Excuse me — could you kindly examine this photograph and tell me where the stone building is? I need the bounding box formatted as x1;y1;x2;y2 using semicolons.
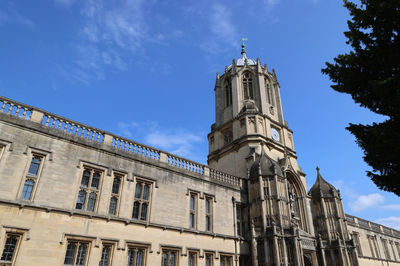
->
0;46;399;266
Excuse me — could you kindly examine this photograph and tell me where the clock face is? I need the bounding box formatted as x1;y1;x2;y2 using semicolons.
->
271;128;280;142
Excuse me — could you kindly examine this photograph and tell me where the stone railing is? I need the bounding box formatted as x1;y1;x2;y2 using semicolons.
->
345;214;400;238
0;96;242;187
0;97;33;120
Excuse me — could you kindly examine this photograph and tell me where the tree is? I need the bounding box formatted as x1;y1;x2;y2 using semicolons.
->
322;0;400;196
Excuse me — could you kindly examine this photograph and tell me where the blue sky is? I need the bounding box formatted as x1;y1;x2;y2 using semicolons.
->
1;0;399;229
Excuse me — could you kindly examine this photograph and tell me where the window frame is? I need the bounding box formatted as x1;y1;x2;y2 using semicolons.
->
205;196;213;232
189;192;198;229
0;232;22;265
108;172;124;216
161;248;179;266
132;178;153;221
219;254;233;266
188;250;198;266
63;238;91;266
236;204;245;237
242;71;254;100
19;152;46;201
224;79;232;108
75;167;104;212
99;242;115;266
205;252;214;266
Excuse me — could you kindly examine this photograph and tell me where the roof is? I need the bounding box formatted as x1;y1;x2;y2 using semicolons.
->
249;151;283;179
308;167;338;197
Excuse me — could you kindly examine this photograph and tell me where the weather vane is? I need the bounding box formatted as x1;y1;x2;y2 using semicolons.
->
241;37;248;54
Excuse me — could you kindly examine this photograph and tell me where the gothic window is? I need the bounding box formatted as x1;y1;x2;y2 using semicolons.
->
351;232;362;256
99;243;113;266
224;79;232;107
223;129;233;145
242;72;254;100
1;234;21;263
132;179;152;221
75;168;102;212
205;197;213;231
286;173;306;230
189;193;197;229
20;153;44;201
382;238;391;260
205;253;213;266
236;205;245;237
220;255;232;266
109;173;123;215
265;78;273;105
161;249;178;266
64;240;90;265
127;246;146;266
389;241;397;261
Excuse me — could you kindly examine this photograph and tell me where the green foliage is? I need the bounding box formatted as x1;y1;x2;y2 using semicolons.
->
322;0;400;196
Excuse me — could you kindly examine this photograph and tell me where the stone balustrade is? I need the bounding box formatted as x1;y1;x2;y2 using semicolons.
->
0;97;32;120
0;96;242;187
345;214;400;238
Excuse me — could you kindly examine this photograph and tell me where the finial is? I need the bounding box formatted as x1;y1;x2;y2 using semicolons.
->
241;37;248;55
316;166;320;173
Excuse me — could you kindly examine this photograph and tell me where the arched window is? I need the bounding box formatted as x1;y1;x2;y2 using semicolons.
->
265;78;273;105
109;196;118;215
87;192;97;212
81;170;90;187
76;190;86;210
21;179;35;200
286;172;306;230
242;72;254;100
224;79;232;107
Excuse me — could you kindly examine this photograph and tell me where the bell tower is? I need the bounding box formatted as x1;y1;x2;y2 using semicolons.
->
207;44;300;180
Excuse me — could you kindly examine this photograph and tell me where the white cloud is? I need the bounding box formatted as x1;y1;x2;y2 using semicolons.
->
382;204;400;211
116;121;205;162
350;193;385;212
375;216;400;230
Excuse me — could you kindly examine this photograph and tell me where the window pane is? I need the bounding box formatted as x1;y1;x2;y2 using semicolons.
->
76;243;88;266
206;255;211;266
87;192;97;212
91;172;100;189
189;253;194;266
76;190;86;210
100;245;111;266
206;216;210;231
140;203;148;220
28;157;41;176
1;235;19;261
136;249;144;266
64;242;77;265
162;252;168;266
205;200;210;214
143;184;150;200
190;213;194;228
127;249;135;266
21;179;34;200
112;177;121;194
109;197;118;215
81;170;90;187
132;201;140;219
169;252;176;266
135;183;142;199
190;196;195;211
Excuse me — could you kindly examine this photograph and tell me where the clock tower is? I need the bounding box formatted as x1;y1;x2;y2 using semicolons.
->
207;44;302;182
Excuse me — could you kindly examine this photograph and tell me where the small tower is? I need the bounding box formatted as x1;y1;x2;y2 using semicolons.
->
309;167;357;266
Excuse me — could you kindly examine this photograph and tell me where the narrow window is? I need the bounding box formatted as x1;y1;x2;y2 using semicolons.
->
188;252;197;266
1;234;21;263
75;168;102;212
161;249;178;266
205;253;213;266
205;197;213;231
265;78;274;106
127;246;146;266
109;173;123;216
20;154;44;201
224;80;232;107
352;232;362;256
189;193;197;229
99;244;113;266
242;72;253;100
236;205;245;237
21;179;35;200
132;180;152;221
220;255;232;266
63;240;89;265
